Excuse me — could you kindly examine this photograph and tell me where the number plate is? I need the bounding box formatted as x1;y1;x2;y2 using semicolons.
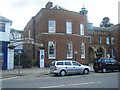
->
95;66;98;68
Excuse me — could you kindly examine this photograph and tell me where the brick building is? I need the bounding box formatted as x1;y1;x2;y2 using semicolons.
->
24;2;119;67
24;2;89;67
88;23;120;62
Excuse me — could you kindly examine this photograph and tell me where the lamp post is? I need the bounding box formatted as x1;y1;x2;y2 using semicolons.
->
18;50;22;75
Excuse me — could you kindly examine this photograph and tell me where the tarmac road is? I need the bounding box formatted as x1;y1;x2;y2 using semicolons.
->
2;72;119;88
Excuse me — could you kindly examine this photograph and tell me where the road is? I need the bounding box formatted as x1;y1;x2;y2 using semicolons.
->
2;72;119;88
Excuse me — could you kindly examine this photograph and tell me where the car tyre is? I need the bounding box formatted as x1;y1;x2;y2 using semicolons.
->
83;69;89;74
60;70;66;76
102;68;107;73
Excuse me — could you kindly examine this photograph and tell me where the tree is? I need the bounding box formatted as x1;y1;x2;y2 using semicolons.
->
100;17;113;28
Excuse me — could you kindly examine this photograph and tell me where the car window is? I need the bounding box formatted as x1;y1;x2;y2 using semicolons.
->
57;62;64;65
65;62;72;66
72;61;81;66
110;59;116;63
105;59;110;63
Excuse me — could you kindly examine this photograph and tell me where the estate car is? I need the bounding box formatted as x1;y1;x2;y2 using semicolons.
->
50;60;90;76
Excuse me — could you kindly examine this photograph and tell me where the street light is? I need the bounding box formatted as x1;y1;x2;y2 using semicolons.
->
18;50;22;75
74;51;78;61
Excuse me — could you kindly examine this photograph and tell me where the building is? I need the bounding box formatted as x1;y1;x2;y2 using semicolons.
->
24;2;119;68
88;23;120;63
0;16;12;70
24;2;89;67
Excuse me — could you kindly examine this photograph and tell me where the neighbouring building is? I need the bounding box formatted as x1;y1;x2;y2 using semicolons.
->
24;2;89;67
88;23;120;63
0;16;12;70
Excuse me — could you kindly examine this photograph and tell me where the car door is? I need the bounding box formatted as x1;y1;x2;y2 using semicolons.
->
110;59;118;70
64;61;74;74
72;61;82;74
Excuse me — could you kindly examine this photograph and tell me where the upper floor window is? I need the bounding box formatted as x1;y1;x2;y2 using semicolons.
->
98;37;102;44
48;41;56;59
67;42;73;59
81;43;85;58
111;37;115;44
88;36;91;43
0;23;5;32
80;24;84;35
66;22;72;34
48;20;56;33
106;37;110;44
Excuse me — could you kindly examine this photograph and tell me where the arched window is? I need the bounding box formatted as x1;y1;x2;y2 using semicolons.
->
81;43;85;58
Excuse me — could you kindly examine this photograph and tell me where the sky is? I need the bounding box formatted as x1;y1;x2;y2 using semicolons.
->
0;0;119;30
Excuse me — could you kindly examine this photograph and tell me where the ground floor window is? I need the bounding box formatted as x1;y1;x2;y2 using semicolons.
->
81;43;85;58
48;41;56;59
67;42;73;59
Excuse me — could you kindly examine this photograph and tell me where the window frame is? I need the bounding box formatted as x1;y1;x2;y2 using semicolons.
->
66;42;73;59
80;24;84;35
81;43;85;58
66;21;72;34
48;41;56;59
48;20;56;33
0;23;5;32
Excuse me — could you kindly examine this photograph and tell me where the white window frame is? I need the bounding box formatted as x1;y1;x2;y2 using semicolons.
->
48;41;56;59
48;20;56;33
66;22;72;34
106;37;110;44
67;42;73;59
80;24;84;35
81;43;85;58
111;37;115;44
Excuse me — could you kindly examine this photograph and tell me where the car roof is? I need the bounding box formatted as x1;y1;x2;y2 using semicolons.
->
53;60;75;62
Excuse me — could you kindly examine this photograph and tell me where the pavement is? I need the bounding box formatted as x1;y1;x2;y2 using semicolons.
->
0;64;94;79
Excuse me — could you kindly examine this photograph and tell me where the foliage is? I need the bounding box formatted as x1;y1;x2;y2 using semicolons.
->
31;59;38;66
100;17;114;28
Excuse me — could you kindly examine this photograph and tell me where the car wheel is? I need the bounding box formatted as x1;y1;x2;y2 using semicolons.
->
60;70;66;76
102;68;107;73
83;69;89;74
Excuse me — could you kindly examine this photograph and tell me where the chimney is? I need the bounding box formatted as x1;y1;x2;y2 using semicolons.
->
45;2;53;9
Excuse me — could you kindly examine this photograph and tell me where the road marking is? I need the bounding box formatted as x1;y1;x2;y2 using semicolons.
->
0;76;20;81
39;81;101;88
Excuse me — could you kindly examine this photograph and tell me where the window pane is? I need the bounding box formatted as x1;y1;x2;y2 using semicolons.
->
81;43;85;58
48;20;56;33
67;42;73;59
65;62;72;65
66;22;72;34
0;23;5;32
57;62;63;65
48;41;56;59
72;61;80;66
80;24;84;35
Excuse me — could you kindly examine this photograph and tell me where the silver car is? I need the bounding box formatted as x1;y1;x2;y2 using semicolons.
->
50;60;90;76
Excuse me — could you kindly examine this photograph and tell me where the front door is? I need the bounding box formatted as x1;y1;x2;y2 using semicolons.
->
39;50;44;68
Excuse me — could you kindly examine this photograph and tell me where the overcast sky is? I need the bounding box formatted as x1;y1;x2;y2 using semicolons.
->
0;0;119;30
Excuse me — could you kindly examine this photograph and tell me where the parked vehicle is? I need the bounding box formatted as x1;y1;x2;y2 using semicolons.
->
93;58;120;73
50;60;90;76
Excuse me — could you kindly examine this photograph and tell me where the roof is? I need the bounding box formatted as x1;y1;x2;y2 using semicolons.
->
93;27;110;32
0;16;12;23
51;5;68;11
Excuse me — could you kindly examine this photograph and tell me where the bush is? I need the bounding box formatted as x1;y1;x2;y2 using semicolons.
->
31;59;38;66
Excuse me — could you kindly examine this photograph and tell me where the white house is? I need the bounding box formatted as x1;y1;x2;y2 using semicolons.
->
0;16;12;70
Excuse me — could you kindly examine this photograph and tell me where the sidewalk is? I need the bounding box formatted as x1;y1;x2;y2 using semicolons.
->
1;64;94;79
1;67;50;79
